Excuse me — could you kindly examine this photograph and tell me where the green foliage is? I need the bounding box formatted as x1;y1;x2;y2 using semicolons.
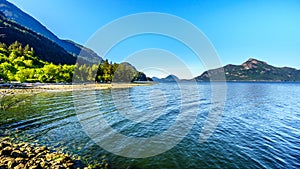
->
95;59;115;83
94;60;148;83
14;68;34;82
0;41;75;83
0;41;150;83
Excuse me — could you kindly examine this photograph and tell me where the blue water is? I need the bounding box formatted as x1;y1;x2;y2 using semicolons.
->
0;82;300;168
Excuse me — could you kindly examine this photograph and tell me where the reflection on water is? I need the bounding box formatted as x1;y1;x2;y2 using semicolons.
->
0;82;300;168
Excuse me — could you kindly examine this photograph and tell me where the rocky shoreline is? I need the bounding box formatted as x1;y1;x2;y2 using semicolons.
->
0;137;108;169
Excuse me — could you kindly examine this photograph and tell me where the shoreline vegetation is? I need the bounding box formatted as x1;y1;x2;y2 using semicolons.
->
0;41;153;85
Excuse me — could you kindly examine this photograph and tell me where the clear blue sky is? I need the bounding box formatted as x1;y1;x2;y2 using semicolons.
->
7;0;300;78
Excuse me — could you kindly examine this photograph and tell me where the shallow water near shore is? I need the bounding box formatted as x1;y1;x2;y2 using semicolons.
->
0;82;300;168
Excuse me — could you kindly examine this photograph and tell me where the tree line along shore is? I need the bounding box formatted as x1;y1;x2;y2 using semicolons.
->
0;41;152;84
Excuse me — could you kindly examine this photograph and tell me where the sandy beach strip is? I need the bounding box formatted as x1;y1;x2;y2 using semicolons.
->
35;82;154;91
0;82;155;96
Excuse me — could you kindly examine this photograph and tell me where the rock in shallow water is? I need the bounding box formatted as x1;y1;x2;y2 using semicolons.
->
1;146;12;156
0;137;74;169
0;137;111;169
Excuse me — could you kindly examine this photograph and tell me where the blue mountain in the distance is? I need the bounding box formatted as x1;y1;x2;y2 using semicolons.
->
153;59;300;82
152;75;180;82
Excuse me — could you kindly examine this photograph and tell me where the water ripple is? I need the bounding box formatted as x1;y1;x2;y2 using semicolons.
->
0;83;300;168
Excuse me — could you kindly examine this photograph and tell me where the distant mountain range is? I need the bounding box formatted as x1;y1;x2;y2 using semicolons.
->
195;58;300;82
0;0;101;64
152;75;180;82
153;58;300;82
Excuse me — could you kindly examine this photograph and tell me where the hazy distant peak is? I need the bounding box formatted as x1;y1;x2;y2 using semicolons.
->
165;74;179;79
151;74;180;82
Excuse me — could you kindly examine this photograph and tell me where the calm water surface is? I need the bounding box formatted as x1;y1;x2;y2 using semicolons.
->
0;82;299;168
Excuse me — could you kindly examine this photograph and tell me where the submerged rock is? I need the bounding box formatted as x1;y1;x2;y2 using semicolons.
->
0;137;75;169
0;137;111;169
